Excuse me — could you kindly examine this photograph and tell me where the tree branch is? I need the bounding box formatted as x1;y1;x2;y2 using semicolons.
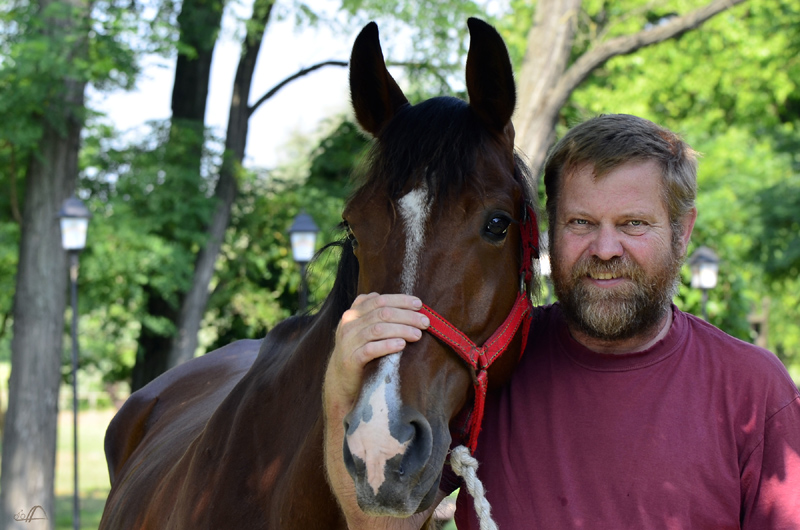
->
554;0;749;111
248;60;348;117
247;59;455;118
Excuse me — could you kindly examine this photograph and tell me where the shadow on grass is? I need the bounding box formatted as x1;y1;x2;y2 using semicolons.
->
55;489;107;530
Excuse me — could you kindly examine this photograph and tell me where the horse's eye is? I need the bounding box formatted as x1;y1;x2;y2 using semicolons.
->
484;214;512;242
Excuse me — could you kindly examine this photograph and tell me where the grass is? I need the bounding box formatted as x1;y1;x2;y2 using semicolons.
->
441;519;457;530
54;408;114;530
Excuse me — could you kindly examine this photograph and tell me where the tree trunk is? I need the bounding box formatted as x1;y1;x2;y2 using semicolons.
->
515;0;749;180
167;0;275;368
130;0;224;391
134;0;344;383
514;0;581;177
130;288;177;391
171;0;223;126
0;74;85;530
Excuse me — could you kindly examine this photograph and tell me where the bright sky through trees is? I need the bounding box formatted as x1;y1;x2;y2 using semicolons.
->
88;0;355;168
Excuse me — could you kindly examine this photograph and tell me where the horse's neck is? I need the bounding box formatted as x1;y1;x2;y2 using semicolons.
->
259;306;340;382
179;308;345;526
236;303;343;428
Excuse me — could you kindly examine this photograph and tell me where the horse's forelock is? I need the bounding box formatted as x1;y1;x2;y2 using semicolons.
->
355;96;492;204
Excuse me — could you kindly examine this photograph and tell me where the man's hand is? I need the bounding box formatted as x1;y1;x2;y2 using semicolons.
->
323;293;434;529
325;292;430;410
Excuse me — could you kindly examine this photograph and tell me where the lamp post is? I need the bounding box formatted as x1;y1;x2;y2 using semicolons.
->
58;196;91;530
688;246;719;321
288;211;319;312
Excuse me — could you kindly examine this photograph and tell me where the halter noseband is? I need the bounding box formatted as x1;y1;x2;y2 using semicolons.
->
419;204;538;453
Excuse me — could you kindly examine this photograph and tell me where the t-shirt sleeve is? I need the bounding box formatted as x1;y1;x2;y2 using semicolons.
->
741;396;800;528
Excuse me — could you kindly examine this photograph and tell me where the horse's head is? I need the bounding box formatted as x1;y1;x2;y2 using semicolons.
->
341;18;537;517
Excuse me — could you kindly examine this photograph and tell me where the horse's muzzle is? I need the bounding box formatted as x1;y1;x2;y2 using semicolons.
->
342;402;444;516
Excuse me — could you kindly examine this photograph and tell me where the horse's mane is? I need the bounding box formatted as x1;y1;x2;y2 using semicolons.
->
309;97;537;325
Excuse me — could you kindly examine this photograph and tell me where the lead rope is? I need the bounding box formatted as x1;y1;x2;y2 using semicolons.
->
450;445;498;530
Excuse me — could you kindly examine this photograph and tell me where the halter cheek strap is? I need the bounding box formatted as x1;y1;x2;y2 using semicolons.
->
419;205;538;453
420;293;532;453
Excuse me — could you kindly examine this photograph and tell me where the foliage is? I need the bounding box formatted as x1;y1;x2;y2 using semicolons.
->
0;0;140;147
72;116;368;381
751;174;800;280
339;0;491;95
0;0;144;362
0;224;19;344
71;118;217;380
203;117;367;350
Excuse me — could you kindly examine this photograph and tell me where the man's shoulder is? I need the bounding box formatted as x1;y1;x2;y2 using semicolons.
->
677;307;776;361
675;307;799;401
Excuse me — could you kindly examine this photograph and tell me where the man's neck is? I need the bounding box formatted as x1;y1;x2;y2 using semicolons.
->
567;308;673;355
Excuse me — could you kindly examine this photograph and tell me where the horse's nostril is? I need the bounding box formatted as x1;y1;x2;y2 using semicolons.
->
402;415;433;474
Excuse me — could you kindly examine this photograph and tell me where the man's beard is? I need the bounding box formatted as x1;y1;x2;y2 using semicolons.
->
551;241;683;342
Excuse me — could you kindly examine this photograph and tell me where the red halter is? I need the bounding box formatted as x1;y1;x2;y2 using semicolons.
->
419;205;538;453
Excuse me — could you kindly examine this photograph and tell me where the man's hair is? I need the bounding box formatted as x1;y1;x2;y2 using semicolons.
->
543;114;698;243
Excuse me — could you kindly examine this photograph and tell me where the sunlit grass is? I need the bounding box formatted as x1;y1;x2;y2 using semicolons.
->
55;408;114;529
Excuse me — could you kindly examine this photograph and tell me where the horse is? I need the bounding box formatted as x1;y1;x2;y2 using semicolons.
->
100;17;538;529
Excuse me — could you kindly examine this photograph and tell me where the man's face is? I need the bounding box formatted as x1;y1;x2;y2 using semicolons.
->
550;160;690;342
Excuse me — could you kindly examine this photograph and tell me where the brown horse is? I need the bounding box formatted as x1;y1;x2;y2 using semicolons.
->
100;18;537;529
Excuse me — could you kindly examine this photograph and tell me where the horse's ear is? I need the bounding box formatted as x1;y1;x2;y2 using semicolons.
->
465;18;516;134
349;22;409;137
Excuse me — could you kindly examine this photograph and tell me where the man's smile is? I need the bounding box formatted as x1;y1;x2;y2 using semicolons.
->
588;271;622;281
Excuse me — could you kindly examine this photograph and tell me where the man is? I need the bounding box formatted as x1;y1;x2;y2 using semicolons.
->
324;114;800;528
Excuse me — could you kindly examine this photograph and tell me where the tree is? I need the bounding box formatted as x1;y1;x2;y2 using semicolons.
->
0;0;137;523
511;0;749;177
207;117;367;347
129;0;226;388
127;0;347;387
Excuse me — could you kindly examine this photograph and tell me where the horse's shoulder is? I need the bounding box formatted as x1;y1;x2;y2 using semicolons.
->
104;339;261;485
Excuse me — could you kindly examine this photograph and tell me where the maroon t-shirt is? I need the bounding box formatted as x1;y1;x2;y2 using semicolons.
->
442;304;800;529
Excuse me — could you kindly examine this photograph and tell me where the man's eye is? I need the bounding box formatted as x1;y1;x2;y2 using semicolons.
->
622;220;648;235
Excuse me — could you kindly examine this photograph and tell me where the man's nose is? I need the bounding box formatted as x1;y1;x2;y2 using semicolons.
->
589;224;623;261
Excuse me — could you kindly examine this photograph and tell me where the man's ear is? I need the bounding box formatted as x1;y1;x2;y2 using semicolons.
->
678;207;698;255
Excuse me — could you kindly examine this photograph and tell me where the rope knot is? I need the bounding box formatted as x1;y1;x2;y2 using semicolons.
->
450;445;499;530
